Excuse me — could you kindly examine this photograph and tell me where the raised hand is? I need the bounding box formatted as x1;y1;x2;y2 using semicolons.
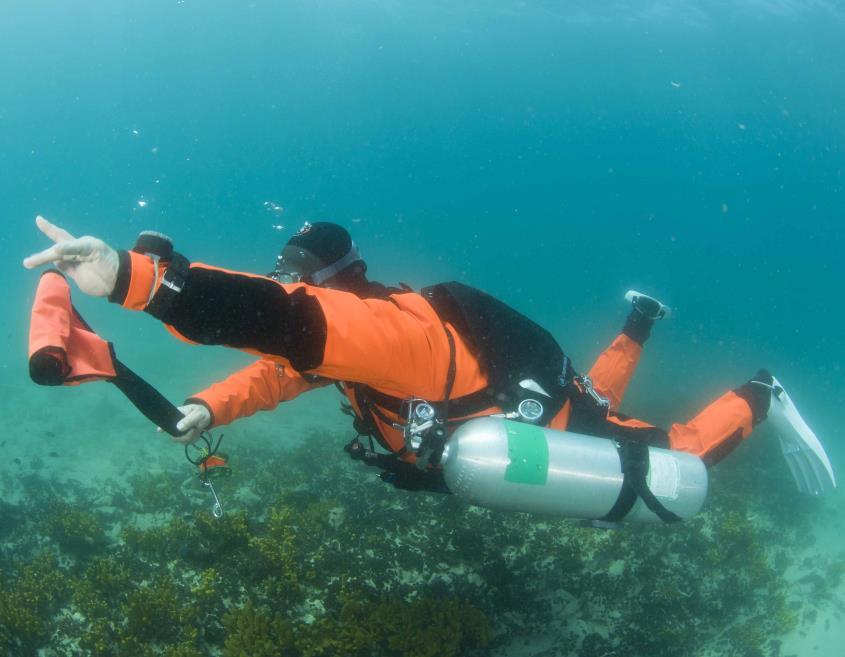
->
23;216;120;297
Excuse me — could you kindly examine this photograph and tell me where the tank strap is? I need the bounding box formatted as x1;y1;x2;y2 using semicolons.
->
601;441;683;524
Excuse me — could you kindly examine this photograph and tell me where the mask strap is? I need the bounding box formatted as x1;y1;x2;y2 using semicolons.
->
309;241;361;285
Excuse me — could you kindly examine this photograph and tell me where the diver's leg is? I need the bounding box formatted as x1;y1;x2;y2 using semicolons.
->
569;369;836;493
666;390;759;465
665;369;837;494
587;290;670;410
586;335;642;411
663;370;777;465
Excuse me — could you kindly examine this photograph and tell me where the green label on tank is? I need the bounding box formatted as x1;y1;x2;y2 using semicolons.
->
504;421;549;485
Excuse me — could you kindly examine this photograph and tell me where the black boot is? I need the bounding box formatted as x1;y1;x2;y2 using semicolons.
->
733;368;774;426
622;290;670;346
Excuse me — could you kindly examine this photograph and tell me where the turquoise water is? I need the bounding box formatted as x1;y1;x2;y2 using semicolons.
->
2;2;844;656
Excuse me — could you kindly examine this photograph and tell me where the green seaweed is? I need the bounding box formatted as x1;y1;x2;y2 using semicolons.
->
0;433;841;657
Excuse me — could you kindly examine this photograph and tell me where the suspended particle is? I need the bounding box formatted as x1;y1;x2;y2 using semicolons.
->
670;81;681;88
137;199;148;208
263;201;284;214
271;224;285;231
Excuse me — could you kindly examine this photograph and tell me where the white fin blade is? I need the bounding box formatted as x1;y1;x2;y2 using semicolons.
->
768;376;836;492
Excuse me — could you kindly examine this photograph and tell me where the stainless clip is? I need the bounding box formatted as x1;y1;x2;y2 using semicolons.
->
578;375;610;410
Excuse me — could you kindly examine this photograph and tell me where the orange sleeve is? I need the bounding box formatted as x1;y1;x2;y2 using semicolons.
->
120;250;167;310
188;360;326;427
109;252;487;401
310;291;474;399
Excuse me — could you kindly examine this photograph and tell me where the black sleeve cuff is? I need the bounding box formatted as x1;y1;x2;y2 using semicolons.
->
108;250;132;304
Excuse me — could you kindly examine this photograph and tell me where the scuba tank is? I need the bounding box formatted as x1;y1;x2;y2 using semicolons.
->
440;417;707;524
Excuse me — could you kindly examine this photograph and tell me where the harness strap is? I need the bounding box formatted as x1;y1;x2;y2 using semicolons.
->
442;322;456;406
359;384;497;420
350;383;406;455
417;320;457;468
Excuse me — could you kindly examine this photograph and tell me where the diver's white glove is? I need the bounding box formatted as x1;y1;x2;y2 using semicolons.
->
171;404;213;444
23;216;120;297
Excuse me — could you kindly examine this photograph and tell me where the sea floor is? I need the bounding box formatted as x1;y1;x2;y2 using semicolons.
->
1;365;843;657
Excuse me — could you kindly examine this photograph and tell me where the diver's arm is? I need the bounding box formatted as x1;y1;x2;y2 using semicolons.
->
24;218;456;399
187;360;325;428
116;256;452;397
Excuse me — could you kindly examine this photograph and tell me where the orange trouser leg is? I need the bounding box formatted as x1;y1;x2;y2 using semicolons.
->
587;333;643;411
668;391;754;465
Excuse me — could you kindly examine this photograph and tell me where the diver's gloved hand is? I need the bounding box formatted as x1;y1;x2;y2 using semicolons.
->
23;216;119;297
169;404;212;444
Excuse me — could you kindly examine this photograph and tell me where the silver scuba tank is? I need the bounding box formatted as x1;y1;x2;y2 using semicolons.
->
440;417;708;523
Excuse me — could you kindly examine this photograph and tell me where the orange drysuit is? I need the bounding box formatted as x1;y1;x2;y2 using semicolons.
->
183;332;643;450
110;250;762;466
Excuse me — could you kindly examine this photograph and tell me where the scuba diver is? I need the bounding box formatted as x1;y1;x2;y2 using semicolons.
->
162;221;668;490
23;216;836;524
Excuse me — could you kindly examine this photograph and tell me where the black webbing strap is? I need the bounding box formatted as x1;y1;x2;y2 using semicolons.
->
358;384;496;420
350;383;404;454
440;321;456;412
600;440;682;524
421;321;457;468
110;359;185;437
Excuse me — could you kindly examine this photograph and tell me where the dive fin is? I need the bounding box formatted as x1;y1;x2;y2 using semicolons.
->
760;375;836;495
624;290;671;320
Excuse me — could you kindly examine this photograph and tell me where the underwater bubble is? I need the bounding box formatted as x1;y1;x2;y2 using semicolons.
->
137;199;147;208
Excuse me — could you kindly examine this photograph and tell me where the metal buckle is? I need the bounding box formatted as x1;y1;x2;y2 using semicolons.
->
577;375;610;410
